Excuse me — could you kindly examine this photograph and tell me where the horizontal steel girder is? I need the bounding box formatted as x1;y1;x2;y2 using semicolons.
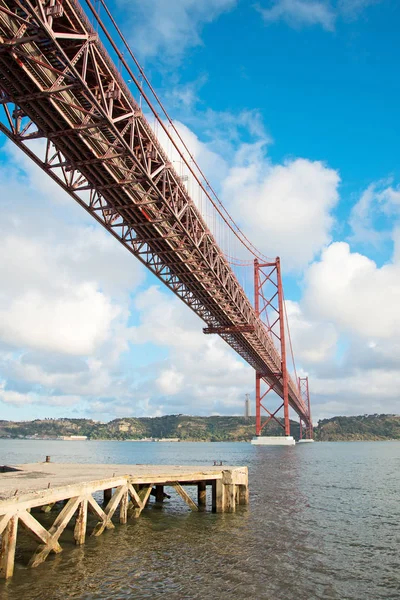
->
203;325;255;334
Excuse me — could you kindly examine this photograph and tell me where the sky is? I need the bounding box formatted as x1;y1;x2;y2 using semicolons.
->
0;0;400;423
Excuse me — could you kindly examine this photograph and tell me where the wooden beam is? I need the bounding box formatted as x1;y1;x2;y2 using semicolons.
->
92;485;126;535
87;494;114;536
224;484;236;513
29;496;81;568
127;483;142;507
104;485;126;518
74;498;88;545
0;477;131;514
172;483;198;512
119;490;128;524
19;510;62;553
0;515;18;579
127;483;152;518
0;514;11;536
0;470;232;515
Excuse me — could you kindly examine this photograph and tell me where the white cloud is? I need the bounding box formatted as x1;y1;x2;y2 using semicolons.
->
0;382;81;407
165;75;208;111
117;0;236;60
311;368;400;417
0;142;144;412
156;369;185;395
284;225;400;421
258;0;335;30
0;237;119;354
349;180;400;245
163;120;229;190
303;241;400;339
154;115;339;271
222;148;340;269
0;227;130;356
257;0;381;30
155;115;339;271
130;285;253;415
1;288;115;356
285;300;338;364
337;0;381;20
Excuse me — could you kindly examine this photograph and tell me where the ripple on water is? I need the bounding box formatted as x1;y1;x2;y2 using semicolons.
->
0;440;399;600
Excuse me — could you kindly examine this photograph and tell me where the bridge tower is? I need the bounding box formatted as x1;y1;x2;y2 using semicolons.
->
298;377;313;440
253;258;294;445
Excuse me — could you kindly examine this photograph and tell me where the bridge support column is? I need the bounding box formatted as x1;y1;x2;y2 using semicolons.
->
253;258;291;438
299;377;313;440
255;372;261;436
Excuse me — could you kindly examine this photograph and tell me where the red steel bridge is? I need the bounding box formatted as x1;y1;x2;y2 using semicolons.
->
0;0;313;439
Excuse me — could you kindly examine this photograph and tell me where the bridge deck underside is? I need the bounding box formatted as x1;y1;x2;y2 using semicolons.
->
0;0;309;423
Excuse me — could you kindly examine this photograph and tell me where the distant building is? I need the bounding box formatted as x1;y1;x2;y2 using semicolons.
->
59;435;88;441
245;394;251;419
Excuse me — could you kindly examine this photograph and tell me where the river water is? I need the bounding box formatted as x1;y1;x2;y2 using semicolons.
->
0;439;399;600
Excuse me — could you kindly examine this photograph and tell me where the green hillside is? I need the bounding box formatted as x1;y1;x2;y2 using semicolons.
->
315;414;400;441
0;415;299;441
0;414;398;442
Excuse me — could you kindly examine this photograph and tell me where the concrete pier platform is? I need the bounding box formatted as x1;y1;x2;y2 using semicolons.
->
251;436;296;446
0;463;248;579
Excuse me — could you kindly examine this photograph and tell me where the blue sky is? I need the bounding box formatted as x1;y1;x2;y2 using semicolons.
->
0;0;399;423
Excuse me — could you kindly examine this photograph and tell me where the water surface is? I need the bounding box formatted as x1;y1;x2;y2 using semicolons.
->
0;439;399;599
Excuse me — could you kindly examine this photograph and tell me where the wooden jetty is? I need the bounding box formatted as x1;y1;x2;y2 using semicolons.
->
0;462;249;579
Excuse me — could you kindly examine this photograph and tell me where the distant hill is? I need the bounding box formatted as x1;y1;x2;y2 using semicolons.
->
0;414;398;442
0;415;296;442
315;414;400;441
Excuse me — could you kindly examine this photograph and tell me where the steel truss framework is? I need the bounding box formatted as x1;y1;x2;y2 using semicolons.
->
0;0;311;429
298;377;313;439
254;258;291;436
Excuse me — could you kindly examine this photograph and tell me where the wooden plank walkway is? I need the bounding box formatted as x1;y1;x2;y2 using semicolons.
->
0;462;249;579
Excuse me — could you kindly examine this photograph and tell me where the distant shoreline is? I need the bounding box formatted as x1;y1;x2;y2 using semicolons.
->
0;413;399;442
1;437;399;443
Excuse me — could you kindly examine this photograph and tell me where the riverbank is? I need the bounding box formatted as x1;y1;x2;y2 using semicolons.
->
0;414;399;442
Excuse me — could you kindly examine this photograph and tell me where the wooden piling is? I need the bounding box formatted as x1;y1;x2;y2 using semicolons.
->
198;481;207;508
0;515;18;579
212;479;225;512
74;499;88;545
155;485;164;503
103;488;112;505
119;489;129;524
224;484;236;513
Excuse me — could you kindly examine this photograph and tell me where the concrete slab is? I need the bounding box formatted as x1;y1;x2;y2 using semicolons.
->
250;436;296;446
0;463;247;501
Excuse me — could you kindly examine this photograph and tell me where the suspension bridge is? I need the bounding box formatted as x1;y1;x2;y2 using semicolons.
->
0;0;313;442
